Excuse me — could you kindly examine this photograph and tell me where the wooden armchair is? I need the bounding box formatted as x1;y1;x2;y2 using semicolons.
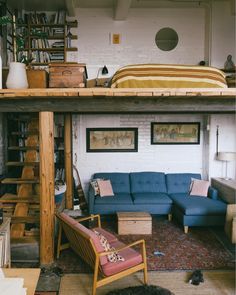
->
56;212;148;295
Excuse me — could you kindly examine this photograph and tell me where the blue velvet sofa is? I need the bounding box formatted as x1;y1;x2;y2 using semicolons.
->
88;172;227;233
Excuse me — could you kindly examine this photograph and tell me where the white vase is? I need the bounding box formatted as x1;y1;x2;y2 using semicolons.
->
6;62;28;89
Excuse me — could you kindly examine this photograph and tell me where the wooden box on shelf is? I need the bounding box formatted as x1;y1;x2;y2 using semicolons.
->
26;69;48;88
117;212;152;235
49;63;87;88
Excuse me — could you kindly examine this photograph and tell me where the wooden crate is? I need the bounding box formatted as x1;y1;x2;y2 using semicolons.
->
117;212;152;235
49;63;87;88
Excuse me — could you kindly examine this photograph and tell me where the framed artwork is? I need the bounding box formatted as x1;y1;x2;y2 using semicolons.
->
86;128;138;152
151;122;200;144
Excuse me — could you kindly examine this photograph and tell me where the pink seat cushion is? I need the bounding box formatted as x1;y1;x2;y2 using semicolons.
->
73;222;108;265
102;240;143;276
93;227;118;243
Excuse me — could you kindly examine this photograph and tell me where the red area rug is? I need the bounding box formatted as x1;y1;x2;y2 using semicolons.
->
56;216;234;273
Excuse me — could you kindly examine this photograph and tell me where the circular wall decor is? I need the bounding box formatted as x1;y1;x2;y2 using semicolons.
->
155;27;178;51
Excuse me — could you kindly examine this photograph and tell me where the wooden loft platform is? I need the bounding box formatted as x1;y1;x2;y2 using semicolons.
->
0;88;235;113
0;88;235;266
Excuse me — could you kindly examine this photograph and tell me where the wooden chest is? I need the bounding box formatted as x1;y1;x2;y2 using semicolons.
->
117;212;152;235
49;63;87;88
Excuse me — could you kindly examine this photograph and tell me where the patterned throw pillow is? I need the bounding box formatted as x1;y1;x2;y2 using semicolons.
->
90;178;103;196
93;230;125;263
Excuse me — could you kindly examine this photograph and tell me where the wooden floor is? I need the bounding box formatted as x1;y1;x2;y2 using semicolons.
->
59;270;235;295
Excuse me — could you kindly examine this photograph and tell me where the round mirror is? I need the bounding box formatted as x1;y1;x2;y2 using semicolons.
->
155;27;178;51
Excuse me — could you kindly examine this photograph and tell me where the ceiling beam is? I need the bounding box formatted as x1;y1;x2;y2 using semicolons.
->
114;0;132;20
65;0;76;16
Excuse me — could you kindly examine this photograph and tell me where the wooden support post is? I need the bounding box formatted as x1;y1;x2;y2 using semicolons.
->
39;112;55;265
64;114;73;209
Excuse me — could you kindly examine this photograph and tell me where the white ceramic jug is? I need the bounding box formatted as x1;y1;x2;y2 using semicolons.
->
6;62;28;89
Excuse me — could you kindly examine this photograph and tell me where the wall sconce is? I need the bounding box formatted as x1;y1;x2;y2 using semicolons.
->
217;152;236;180
96;65;109;86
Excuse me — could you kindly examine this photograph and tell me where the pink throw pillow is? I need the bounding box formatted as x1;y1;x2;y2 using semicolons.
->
97;180;114;197
189;179;210;197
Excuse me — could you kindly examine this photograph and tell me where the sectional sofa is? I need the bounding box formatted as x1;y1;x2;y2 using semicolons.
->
88;172;227;233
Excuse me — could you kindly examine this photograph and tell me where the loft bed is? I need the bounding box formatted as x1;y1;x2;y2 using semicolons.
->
0;64;235;113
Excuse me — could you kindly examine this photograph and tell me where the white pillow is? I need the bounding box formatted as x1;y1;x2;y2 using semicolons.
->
97;179;114;197
189;178;210;197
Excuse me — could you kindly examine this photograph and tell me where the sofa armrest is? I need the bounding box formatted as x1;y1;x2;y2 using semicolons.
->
88;184;96;214
208;186;219;200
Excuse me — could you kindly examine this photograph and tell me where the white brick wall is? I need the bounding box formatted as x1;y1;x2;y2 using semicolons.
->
73;114;204;194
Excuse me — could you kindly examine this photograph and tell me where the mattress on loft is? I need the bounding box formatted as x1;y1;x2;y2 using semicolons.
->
110;64;227;88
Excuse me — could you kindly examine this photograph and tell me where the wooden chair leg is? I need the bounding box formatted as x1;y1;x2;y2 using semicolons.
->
184;226;189;234
57;223;62;259
92;258;99;295
142;241;148;284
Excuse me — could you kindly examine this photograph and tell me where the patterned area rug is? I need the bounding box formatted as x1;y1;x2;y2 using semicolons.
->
56;216;235;273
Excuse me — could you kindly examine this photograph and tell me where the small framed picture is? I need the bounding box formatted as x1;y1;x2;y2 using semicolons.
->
86;128;138;152
151;122;200;145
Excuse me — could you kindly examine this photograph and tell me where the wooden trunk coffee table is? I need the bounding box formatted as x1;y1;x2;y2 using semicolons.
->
117;212;152;235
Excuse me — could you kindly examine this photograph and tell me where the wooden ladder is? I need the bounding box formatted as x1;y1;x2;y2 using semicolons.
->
0;115;40;244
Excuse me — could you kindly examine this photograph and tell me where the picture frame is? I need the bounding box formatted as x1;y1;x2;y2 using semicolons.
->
151;122;200;145
86;128;138;152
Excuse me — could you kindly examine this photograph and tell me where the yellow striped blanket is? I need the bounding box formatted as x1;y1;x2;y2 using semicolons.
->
110;64;227;88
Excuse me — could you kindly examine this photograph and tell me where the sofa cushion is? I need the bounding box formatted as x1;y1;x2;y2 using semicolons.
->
130;172;167;193
94;193;133;205
132;192;172;204
60;212;78;226
166;173;201;194
170;193;227;216
93;173;130;194
101;240;143;276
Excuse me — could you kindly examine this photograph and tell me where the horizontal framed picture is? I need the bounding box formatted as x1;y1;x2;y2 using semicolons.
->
151;122;200;145
86;128;138;152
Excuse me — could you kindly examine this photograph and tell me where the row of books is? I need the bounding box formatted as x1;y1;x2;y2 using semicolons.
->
23;11;66;25
31;51;65;63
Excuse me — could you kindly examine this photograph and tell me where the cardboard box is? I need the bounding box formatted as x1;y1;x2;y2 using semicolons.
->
49;63;87;88
26;69;48;88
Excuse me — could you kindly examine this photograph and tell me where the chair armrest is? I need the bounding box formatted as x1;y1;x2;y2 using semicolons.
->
88;184;96;214
208;186;219;200
75;214;101;227
98;239;146;257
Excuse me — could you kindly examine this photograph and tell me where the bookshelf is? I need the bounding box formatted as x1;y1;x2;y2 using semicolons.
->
15;11;78;65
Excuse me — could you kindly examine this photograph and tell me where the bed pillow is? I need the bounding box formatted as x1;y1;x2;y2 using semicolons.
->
189;178;210;197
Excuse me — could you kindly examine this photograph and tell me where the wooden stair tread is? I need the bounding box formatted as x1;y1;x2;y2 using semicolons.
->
8;146;39;150
6;161;39;166
11;236;40;244
1;178;39;184
11;131;39;135
11;216;40;223
0;193;39;203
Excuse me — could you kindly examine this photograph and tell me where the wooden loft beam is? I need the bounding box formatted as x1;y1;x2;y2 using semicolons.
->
39;112;55;265
0;88;235;113
114;0;132;20
64;114;73;209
